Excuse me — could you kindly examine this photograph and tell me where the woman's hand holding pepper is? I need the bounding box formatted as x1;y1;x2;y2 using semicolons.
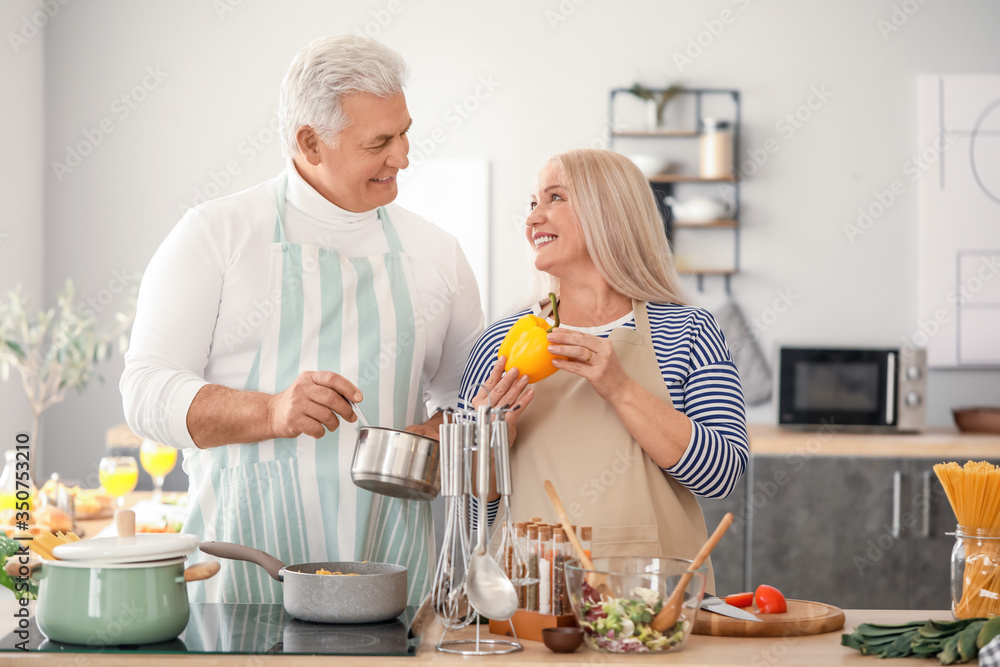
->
471;355;534;444
546;328;634;404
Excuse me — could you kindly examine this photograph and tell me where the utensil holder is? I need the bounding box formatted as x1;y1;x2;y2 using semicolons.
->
434;406;522;656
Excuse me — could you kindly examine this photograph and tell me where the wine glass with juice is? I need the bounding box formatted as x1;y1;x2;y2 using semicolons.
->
139;441;177;504
98;456;138;508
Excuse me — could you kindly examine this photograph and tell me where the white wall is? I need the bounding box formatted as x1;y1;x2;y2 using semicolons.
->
16;0;1000;480
0;1;46;454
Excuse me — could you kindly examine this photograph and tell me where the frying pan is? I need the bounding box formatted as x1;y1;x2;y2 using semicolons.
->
200;541;407;624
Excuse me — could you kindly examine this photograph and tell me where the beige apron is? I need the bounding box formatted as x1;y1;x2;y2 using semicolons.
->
507;298;714;592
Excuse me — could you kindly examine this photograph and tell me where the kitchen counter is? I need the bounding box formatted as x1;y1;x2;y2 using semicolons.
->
0;604;953;666
748;424;1000;459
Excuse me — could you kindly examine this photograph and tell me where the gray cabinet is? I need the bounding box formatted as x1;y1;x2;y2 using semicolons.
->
749;456;910;609
698;467;748;596
701;451;993;608
739;455;998;610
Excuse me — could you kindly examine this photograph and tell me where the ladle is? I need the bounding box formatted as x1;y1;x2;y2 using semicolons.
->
650;512;733;632
463;404;518;621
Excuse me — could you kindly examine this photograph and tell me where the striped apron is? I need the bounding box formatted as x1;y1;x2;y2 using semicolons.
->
183;173;435;605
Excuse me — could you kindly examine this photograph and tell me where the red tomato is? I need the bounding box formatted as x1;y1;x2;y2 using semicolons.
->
724;592;755;608
754;584;787;614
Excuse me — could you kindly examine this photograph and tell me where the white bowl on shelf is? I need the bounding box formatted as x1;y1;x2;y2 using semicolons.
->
664;196;730;224
624;154;672;179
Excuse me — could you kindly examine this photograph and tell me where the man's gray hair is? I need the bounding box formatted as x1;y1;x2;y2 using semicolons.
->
279;35;409;157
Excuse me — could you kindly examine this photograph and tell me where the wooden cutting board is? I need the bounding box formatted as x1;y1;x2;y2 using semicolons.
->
693;599;845;637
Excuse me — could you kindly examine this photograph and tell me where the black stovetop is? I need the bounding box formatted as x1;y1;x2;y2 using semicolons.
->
2;604;419;656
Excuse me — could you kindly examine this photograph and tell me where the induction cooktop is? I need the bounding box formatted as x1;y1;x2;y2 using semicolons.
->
1;604;420;656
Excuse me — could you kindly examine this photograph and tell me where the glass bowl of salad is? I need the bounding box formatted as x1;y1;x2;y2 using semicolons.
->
564;557;706;654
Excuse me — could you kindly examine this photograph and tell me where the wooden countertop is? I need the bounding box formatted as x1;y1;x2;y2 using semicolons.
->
0;605;953;666
748;424;1000;459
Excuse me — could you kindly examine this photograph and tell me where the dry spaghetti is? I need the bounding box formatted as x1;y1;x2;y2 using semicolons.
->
28;530;81;560
934;461;1000;618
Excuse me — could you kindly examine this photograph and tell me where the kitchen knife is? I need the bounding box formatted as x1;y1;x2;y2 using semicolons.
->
699;595;763;622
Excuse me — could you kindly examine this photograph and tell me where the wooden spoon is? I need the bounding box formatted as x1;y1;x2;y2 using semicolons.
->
650;512;733;633
543;480;612;596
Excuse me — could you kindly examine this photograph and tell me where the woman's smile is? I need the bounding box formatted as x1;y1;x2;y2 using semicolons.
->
533;233;557;248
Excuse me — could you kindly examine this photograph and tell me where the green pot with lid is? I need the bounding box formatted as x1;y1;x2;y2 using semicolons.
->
35;510;218;646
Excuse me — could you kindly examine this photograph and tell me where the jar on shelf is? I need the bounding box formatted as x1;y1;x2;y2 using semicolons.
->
950;525;1000;619
699;118;734;179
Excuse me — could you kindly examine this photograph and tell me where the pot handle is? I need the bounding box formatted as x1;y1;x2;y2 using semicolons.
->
183;561;221;583
199;541;286;582
4;554;42;579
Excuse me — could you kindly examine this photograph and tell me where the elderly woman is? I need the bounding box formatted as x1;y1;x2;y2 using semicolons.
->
460;149;748;584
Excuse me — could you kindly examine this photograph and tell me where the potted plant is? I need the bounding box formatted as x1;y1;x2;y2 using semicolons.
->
626;82;686;129
0;278;138;485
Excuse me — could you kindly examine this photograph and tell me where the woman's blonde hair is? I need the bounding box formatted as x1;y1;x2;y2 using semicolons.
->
550;148;686;305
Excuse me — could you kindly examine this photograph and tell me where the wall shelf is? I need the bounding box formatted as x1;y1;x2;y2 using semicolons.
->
673;219;738;229
608;87;741;293
648;174;738;183
612;130;700;138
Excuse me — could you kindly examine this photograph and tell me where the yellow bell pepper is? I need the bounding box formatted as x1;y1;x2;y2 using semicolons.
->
497;292;564;384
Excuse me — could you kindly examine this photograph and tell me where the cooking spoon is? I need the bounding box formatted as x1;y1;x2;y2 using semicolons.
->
650;512;734;633
463;404;518;621
543;480;612;596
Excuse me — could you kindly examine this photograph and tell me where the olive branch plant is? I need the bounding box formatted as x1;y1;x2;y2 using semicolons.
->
0;277;139;484
626;82;686;127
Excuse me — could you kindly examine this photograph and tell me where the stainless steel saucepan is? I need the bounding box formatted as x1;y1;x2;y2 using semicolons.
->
200;541;407;624
349;401;440;501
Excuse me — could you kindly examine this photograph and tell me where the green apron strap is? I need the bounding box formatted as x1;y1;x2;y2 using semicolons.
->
377;206;404;253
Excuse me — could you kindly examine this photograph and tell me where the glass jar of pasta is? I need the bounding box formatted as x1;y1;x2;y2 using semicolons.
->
951;525;1000;619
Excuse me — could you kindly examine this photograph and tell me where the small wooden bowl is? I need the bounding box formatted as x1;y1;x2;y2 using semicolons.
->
542;627;584;653
952;407;1000;434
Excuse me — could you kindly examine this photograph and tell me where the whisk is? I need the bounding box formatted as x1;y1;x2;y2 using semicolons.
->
491;412;537;595
431;415;473;629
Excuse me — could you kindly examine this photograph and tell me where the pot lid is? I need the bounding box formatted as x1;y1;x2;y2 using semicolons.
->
41;555;187;569
52;533;199;564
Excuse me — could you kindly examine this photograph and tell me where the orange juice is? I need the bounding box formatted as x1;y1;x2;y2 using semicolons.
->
100;468;138;497
140;446;177;478
0;491;28;511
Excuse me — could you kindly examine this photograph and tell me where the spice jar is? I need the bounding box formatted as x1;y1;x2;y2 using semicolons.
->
580;526;592;561
538;525;553;614
514;522;528;609
526;524;539;611
699;118;733;179
553;528;568;615
951;525;1000;619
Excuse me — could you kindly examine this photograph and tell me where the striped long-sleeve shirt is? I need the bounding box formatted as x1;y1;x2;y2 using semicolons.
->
459;302;749;512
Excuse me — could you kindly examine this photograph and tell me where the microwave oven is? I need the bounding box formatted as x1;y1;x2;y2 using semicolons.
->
777;347;927;432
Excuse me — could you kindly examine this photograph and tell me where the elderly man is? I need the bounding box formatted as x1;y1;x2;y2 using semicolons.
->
121;35;483;604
